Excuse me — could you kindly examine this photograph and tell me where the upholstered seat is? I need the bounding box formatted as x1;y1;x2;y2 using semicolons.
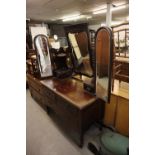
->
100;130;129;155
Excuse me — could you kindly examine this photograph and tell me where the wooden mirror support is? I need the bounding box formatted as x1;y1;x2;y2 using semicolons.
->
95;27;113;103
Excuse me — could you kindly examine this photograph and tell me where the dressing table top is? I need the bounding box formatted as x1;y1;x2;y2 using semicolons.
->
40;77;97;109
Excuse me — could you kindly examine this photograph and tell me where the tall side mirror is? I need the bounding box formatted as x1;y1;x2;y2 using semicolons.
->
34;34;53;78
95;27;113;103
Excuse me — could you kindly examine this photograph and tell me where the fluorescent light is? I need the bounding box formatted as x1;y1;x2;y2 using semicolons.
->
93;9;106;15
112;5;127;11
101;21;124;27
86;16;92;19
62;16;80;22
93;6;106;12
93;4;128;15
111;21;123;26
62;14;88;22
62;14;80;22
62;14;80;19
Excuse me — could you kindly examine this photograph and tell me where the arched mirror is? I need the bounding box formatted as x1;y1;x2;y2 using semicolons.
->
34;34;53;78
95;27;113;103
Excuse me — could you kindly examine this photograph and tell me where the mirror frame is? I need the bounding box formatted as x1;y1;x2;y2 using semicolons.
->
95;26;113;103
34;34;53;79
64;23;94;78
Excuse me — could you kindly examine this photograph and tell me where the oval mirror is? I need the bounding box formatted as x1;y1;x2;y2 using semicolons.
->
95;27;113;103
34;34;53;78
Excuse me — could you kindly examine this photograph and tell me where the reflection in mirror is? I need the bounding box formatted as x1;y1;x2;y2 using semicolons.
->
68;32;93;77
89;29;96;52
34;34;53;78
96;27;113;103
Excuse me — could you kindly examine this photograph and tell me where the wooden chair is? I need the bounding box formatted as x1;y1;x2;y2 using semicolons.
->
112;23;129;90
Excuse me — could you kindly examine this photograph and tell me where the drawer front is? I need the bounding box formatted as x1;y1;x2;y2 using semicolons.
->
45;97;56;108
115;97;129;136
56;96;78;117
30;87;44;105
46;96;79;130
103;94;117;126
28;78;43;94
42;86;55;103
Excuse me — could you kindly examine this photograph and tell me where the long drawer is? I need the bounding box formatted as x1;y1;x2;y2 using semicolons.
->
44;97;56;109
56;98;79;131
56;96;78;117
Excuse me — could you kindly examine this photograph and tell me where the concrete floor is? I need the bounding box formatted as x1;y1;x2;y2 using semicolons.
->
26;89;102;155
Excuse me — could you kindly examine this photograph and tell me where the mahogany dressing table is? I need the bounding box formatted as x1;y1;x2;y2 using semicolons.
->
27;74;104;147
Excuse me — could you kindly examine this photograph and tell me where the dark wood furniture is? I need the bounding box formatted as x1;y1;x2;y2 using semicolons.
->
27;74;104;147
26;55;38;76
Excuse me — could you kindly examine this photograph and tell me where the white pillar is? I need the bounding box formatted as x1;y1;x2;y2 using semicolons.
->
106;3;112;27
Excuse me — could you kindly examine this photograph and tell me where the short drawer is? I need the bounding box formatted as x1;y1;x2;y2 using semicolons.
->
28;79;43;94
30;87;44;105
42;86;56;102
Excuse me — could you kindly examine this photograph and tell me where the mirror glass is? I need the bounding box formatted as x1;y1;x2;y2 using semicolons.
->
34;34;53;78
68;31;93;77
96;27;113;103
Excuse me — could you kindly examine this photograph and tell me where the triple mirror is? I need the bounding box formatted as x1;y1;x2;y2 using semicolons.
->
33;26;113;103
34;34;53;78
95;27;113;103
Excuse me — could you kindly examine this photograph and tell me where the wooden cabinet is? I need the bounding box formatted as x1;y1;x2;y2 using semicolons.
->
103;94;117;126
103;81;129;136
27;74;103;147
115;97;129;136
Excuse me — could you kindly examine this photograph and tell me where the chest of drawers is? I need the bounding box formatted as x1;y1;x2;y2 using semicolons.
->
27;74;104;147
